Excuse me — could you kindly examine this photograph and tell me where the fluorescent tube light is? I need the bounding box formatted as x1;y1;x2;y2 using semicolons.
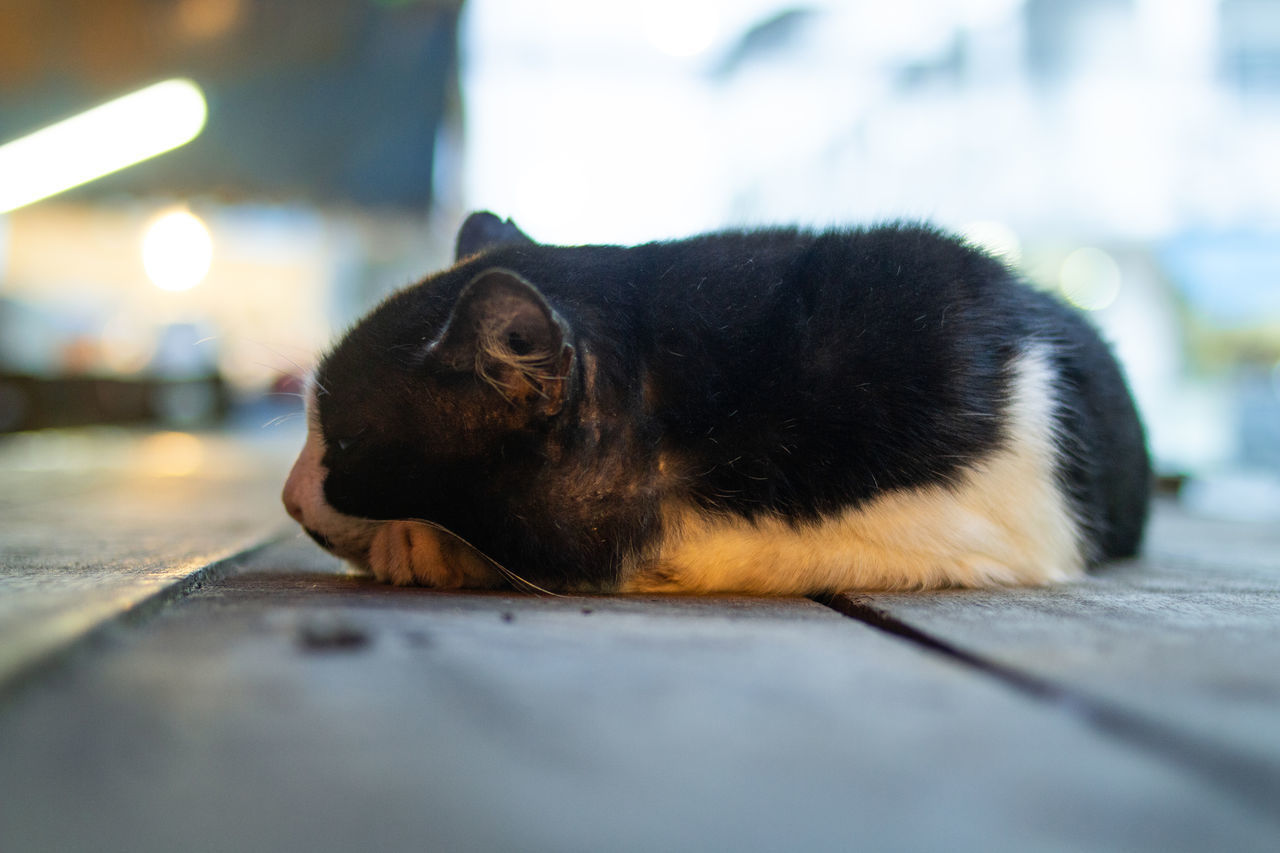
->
0;79;207;213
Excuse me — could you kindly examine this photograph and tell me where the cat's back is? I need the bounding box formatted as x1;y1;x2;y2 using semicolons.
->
473;223;1027;360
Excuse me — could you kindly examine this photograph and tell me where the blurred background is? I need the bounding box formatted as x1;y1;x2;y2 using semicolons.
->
1;0;1277;518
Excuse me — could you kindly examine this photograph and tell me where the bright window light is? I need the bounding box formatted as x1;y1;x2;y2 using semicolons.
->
142;209;213;292
0;79;207;214
643;1;721;57
960;220;1023;264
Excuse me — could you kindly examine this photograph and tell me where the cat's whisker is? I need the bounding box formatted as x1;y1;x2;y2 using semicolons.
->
262;412;303;429
222;336;327;396
248;358;318;386
245;362;327;399
307;372;331;397
401;517;565;597
253;342;317;379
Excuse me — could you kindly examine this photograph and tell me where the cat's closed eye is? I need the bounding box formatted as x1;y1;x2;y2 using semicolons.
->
506;332;534;357
328;426;367;454
330;433;368;455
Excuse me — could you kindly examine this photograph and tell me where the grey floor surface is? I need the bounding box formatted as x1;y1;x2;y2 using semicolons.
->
1;428;1278;852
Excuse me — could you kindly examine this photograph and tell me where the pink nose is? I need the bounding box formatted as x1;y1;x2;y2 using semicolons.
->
283;487;304;523
282;462;306;523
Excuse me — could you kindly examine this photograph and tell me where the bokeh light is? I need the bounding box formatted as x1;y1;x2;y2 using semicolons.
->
137;431;205;477
141;209;214;292
1059;247;1122;312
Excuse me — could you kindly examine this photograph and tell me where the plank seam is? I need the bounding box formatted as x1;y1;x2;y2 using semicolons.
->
816;592;1280;825
0;532;289;701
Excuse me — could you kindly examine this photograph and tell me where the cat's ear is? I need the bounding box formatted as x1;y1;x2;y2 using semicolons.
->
454;211;534;261
428;268;574;414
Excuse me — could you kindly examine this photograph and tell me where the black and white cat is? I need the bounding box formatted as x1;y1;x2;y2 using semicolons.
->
282;212;1150;594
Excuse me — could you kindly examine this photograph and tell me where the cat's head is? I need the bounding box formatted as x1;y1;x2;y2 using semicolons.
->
281;212;577;570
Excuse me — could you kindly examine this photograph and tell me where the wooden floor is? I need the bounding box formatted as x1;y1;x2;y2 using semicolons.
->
2;428;1278;852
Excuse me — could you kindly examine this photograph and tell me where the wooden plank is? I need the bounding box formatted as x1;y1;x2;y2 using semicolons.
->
848;500;1280;814
0;428;292;688
0;539;1273;852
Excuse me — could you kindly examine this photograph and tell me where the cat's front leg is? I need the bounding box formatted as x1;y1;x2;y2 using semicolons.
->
367;521;504;589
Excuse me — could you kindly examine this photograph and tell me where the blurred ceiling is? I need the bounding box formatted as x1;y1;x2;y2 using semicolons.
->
0;0;462;207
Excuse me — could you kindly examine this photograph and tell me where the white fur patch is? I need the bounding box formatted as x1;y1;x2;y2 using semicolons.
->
281;387;380;565
623;346;1083;595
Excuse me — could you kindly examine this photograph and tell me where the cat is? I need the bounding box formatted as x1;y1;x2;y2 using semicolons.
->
282;211;1150;595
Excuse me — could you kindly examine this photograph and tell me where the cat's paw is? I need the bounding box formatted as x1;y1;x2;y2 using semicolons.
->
367;521;499;588
620;562;688;594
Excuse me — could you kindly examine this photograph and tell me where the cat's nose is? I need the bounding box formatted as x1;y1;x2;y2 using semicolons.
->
282;438;320;525
282;486;305;523
282;465;306;523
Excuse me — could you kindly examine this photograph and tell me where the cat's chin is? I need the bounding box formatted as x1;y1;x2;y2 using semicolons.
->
365;520;506;589
295;515;377;566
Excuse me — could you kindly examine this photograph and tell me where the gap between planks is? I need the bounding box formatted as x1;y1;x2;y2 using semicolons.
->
0;534;287;702
815;592;1280;826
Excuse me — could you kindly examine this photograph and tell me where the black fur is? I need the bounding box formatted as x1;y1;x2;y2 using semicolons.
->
315;212;1150;591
